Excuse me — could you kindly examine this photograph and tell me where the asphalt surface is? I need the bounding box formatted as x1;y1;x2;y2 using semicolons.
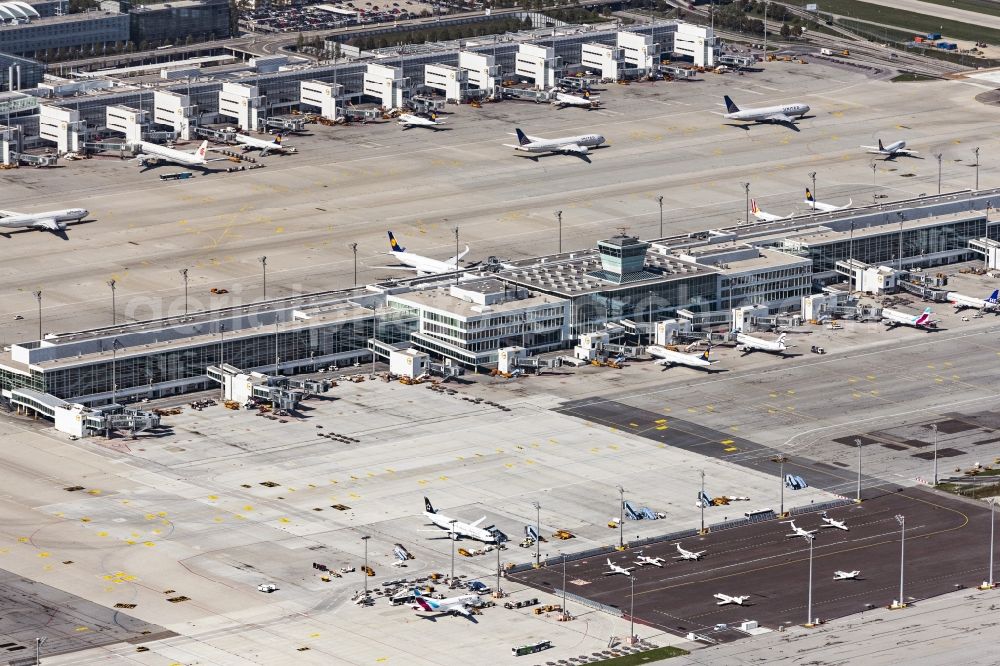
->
511;487;993;641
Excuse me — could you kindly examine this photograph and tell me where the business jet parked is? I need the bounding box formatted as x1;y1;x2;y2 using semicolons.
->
550;88;600;109
714;593;751;606
785;520;817;541
422;497;498;543
235;133;296;155
833;570;861;580
648;345;717;370
675;543;706;561
750;199;789;222
398;113;446;129
505;128;605;157
804;188;852;212
0;207;88;236
134;140;226;170
412;588;479;616
948;289;999;312
380;232;470;276
862;139;917;159
723;95;809;125
821;516;849;531
882;306;936;330
735;332;789;356
604;559;635;577
635;554;666;568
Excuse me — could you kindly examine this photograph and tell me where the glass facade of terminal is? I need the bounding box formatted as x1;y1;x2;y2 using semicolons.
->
570;273;718;333
789;216;1000;276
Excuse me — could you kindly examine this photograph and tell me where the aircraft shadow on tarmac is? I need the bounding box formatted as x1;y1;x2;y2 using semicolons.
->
418;612;478;624
517;145;610;164
0;218;96;241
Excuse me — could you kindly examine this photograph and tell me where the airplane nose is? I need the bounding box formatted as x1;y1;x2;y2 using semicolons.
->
80;209;89;217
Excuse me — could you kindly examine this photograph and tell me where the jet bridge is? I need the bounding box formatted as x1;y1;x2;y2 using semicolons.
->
207;363;329;410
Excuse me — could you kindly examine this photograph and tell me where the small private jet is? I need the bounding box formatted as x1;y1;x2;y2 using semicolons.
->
785;520;817;541
604;559;635;577
714;593;751;606
861;139;918;160
833;570;861;580
635;553;666;568
675;543;706;561
821;515;849;531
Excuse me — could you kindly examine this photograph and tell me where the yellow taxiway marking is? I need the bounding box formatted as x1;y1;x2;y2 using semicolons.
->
721;439;735;445
654;418;667;424
656;425;668;430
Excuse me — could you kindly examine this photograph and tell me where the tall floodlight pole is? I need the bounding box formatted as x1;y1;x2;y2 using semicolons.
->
107;279;117;326
370;304;377;375
362;535;370;602
763;1;768;56
657;195;664;238
454;226;460;285
936;153;943;195
773;456;788;516
555;210;563;254
562;554;568;619
931;423;939;486
259;255;268;301
809;171;817;210
350;243;358;287
988;499;996;589
496;543;502;596
894;514;906;608
531;501;541;566
111;338;120;407
871;162;878;204
616;485;625;549
700;469;706;532
855;438;863;502
742;182;750;225
449;519;457;584
629;576;636;641
179;269;189;315
34;637;45;666
806;534;814;626
32;290;41;340
219;323;226;398
974;147;981;191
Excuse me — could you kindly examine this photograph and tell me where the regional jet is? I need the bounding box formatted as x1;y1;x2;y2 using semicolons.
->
647;345;718;370
833;570;861;580
735;331;789;356
604;559;635;577
234;133;296;155
861;139;918;159
422;497;498;543
750;199;789;222
714;593;751;606
505;128;606;158
398;113;446;130
882;306;936;330
821;515;849;531
380;232;470;276
947;289;999;312
0;207;88;237
549;88;600;109
134;140;227;170
412;588;479;617
804;188;852;212
723;95;809;126
785;520;816;541
635;553;666;567
675;543;706;561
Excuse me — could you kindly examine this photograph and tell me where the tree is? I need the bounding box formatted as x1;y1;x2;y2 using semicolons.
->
779;22;790;38
297;32;305;49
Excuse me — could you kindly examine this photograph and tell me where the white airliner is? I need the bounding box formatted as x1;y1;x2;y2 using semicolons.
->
234;133;296;156
804;189;852;212
134;140;226;169
398;113;446;130
381;232;470;276
785;521;816;541
833;570;861;580
821;515;849;531
723;95;810;125
422;497;497;543
549;88;600;109
735;332;789;356
0;207;88;235
714;593;750;606
882;306;936;330
648;345;717;370
635;553;666;567
947;289;999;312
862;139;917;159
675;543;706;561
505;128;606;157
750;199;789;222
412;588;479;616
604;558;634;577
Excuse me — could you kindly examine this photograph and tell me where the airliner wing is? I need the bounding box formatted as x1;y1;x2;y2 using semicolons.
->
373;265;419;272
33;218;61;231
764;112;794;123
502;144;522;150
560;144;586;154
860;145;881;152
0;209;21;217
469;516;487;528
